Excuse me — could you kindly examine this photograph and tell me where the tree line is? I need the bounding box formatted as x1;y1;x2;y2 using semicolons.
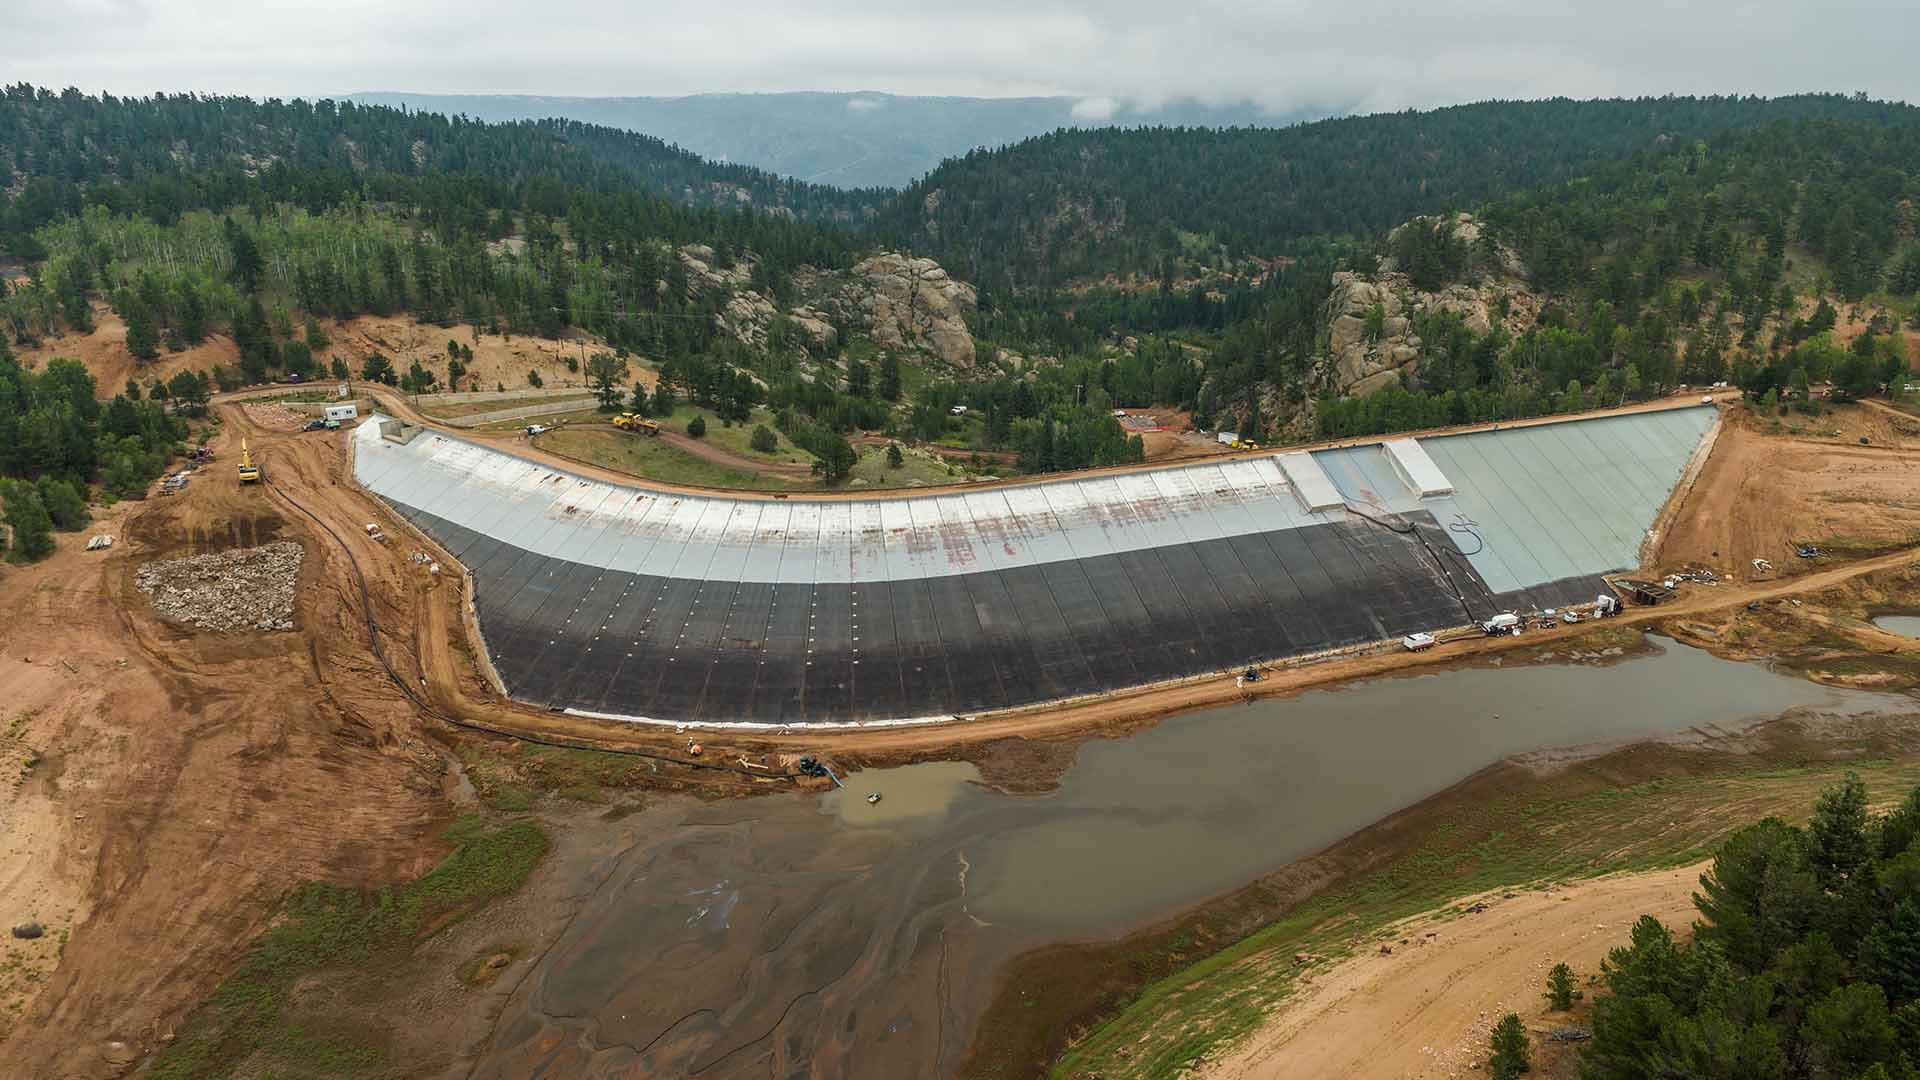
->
0;337;185;560
1581;775;1920;1079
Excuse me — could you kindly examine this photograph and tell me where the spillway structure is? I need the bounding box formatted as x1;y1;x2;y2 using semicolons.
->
353;406;1718;727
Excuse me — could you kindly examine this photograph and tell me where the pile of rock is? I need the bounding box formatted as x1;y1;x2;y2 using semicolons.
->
134;540;304;632
242;402;307;432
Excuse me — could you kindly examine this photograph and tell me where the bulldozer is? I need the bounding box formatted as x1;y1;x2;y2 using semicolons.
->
237;439;261;484
611;413;660;436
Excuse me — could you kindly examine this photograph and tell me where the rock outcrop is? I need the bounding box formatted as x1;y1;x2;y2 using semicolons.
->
717;290;779;347
828;253;978;368
1317;214;1538;397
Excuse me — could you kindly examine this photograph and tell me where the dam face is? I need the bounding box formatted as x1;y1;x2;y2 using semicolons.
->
353;407;1716;726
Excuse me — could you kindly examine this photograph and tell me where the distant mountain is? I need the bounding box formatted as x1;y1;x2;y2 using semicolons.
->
342;91;1331;189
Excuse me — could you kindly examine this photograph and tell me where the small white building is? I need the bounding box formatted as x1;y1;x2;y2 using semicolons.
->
325;403;359;423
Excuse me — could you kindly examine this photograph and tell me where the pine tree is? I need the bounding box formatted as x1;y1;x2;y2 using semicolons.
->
1488;1014;1530;1079
224;218;264;292
686;415;706;438
886;442;904;469
1544;963;1580;1011
34;476;89;531
878;354;902;401
125;303;159;361
1;480;56;562
1810;772;1872;889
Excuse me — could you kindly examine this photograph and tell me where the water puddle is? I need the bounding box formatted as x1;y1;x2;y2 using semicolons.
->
1872;614;1920;638
821;760;981;826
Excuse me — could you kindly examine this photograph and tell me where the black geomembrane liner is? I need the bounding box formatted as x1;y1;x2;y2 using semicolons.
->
398;501;1598;724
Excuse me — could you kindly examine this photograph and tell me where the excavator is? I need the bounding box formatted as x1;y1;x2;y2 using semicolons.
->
611;413;660;436
237;439;261;484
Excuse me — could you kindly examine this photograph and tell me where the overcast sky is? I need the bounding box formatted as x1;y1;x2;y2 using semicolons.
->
6;0;1915;112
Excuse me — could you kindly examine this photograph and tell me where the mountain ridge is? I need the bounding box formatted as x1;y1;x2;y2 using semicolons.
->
342;90;1333;189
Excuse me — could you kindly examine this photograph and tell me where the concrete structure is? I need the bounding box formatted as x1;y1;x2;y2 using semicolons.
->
1381;438;1454;497
1277;452;1347;513
353;406;1717;726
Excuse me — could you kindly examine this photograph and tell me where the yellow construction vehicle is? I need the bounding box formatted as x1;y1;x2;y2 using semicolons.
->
611;413;661;436
237;439;261;484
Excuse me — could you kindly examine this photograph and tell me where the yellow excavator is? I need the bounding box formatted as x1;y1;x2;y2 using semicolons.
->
237;439;261;484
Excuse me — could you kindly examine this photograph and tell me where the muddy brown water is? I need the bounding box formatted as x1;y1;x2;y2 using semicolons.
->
463;639;1905;1079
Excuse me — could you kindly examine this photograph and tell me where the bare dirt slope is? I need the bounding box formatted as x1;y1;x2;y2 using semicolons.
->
1205;865;1705;1080
0;421;450;1076
13;306;243;393
15;309;649;399
1652;405;1920;580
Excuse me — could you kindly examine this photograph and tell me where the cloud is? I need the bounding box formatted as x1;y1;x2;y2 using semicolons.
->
7;0;1915;111
1070;96;1116;121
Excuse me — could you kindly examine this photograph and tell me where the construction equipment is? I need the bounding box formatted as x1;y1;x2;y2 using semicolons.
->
1402;632;1437;651
237;439;260;484
612;413;660;436
1481;612;1523;635
1615;579;1676;605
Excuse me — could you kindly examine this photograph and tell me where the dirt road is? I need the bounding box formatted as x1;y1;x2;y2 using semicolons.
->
1205;864;1706;1080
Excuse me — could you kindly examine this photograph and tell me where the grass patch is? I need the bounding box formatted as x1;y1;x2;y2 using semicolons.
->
149;816;549;1080
849;444;960;487
537;427;796;490
456;741;661;810
652;404;811;465
964;755;1920;1080
416;394;594;419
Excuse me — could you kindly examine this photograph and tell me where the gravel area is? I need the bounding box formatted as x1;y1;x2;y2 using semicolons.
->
134;541;304;632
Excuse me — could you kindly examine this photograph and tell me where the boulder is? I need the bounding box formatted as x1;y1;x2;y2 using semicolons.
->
785;306;838;349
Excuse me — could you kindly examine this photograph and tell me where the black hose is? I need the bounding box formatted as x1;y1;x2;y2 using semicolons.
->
1447;519;1486;556
1340;500;1485;624
256;454;798;781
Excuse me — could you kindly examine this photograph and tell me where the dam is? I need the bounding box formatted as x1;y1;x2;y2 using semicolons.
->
351;406;1717;726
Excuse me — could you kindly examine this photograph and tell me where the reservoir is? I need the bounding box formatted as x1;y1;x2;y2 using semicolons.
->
469;638;1908;1078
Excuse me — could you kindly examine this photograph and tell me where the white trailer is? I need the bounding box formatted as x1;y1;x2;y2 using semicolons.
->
325;404;359;423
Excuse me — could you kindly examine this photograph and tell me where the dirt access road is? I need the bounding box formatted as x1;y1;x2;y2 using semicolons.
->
1205;865;1705;1080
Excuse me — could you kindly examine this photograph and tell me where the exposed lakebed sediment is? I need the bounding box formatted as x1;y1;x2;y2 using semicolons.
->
462;639;1908;1078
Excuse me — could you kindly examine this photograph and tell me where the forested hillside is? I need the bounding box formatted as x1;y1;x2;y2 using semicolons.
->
1300;112;1920;440
5;85;1920;543
878;95;1919;292
0;84;877;260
